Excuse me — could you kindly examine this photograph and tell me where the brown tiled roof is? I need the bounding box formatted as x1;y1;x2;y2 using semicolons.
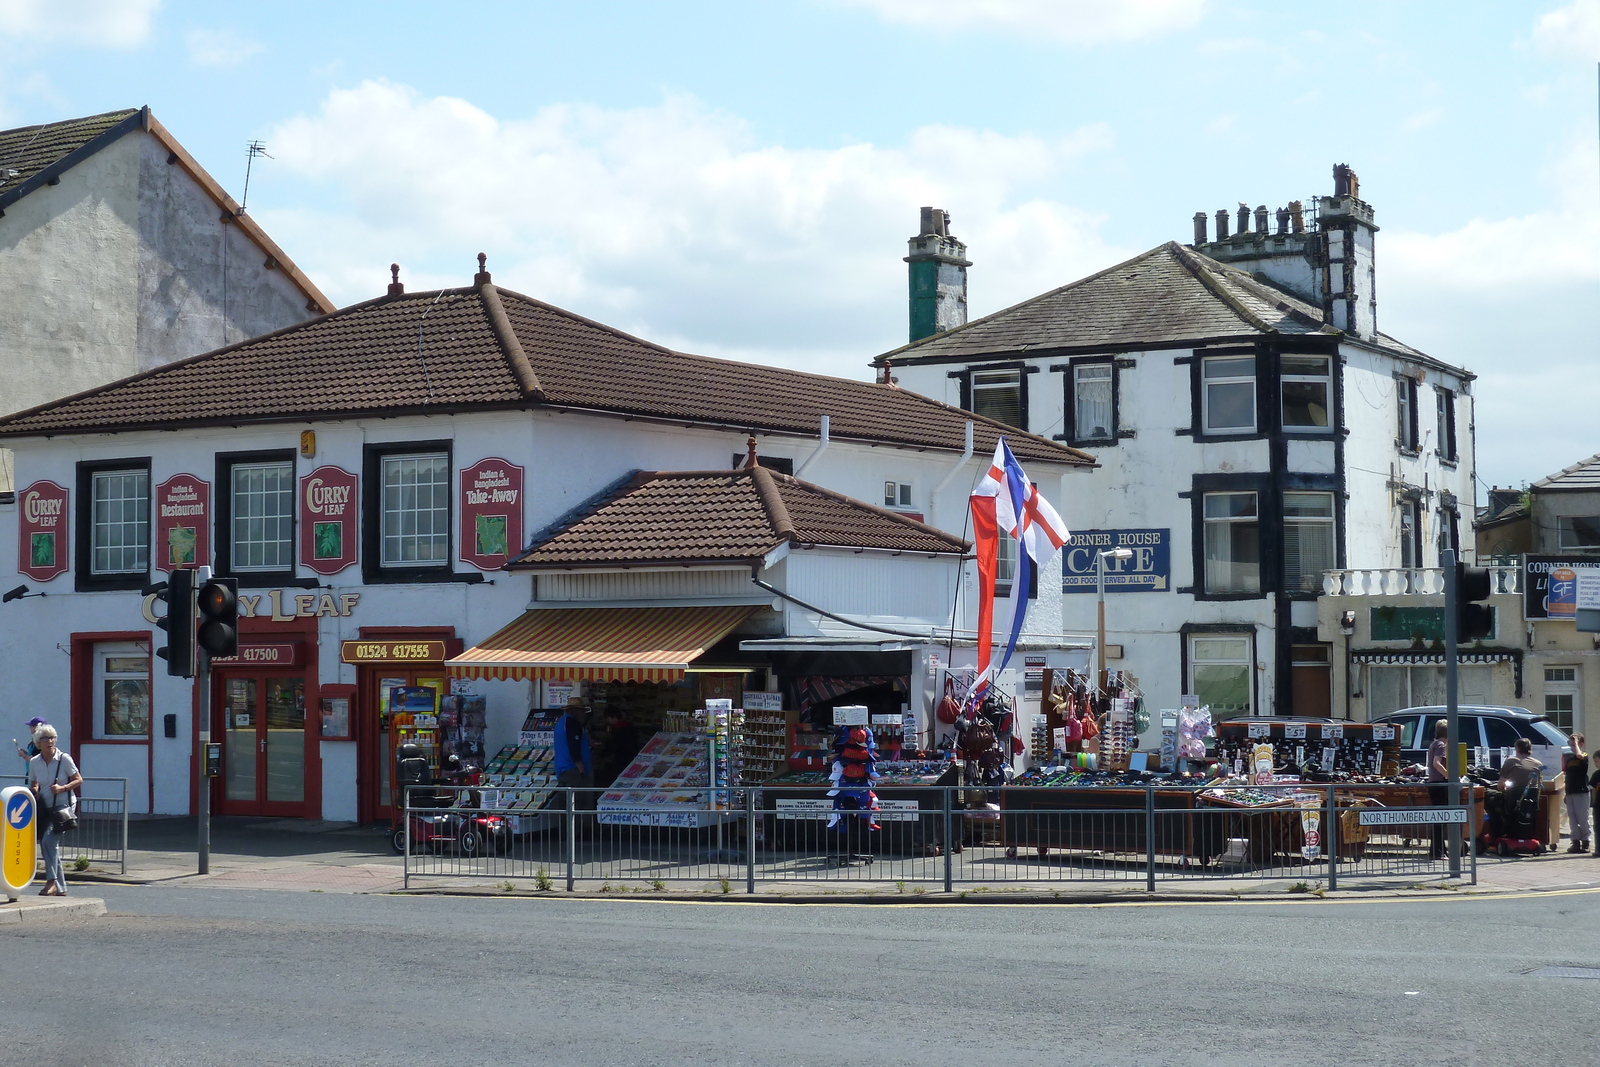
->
510;466;969;569
0;274;1091;466
0;109;139;199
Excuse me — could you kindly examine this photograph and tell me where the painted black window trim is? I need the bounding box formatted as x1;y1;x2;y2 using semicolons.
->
1181;347;1269;442
1434;386;1458;464
361;440;481;586
1395;374;1420;451
214;448;305;589
1280;472;1344;601
1178;622;1259;718
1052;356;1118;447
1188;472;1273;601
947;361;1037;432
75;457;152;592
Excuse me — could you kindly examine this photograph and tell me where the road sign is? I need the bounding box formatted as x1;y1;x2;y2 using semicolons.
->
1358;807;1468;826
1;785;37;899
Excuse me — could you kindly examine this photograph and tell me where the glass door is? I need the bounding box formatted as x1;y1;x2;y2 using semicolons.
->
216;671;308;817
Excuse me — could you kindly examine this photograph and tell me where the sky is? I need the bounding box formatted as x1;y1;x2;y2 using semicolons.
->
1;0;1597;494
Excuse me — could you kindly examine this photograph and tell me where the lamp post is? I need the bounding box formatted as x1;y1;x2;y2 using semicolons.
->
1096;548;1134;689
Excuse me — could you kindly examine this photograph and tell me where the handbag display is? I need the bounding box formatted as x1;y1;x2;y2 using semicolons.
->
935;675;961;725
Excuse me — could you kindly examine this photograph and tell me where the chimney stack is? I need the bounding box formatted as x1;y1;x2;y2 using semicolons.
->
1320;165;1378;339
387;263;404;297
905;207;971;342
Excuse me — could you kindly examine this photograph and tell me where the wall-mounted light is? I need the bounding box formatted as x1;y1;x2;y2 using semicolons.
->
2;584;45;603
1340;610;1357;636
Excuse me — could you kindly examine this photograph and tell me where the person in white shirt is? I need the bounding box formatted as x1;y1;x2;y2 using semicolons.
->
27;725;82;896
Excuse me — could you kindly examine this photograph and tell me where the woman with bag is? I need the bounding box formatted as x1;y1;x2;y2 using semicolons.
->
27;724;82;896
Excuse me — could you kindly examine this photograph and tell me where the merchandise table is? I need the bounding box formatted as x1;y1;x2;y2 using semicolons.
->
761;761;958;854
998;785;1225;862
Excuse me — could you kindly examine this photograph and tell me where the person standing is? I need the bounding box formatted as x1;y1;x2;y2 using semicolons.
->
1589;752;1600;858
1427;719;1450;860
14;716;47;762
552;697;593;794
1560;734;1590;853
27;725;82;897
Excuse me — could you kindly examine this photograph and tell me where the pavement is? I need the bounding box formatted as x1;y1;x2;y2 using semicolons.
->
44;814;1600;901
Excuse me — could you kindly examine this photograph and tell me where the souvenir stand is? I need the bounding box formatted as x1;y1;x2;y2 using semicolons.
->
479;710;560;833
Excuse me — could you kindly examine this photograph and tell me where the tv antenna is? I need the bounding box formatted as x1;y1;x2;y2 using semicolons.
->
241;140;273;213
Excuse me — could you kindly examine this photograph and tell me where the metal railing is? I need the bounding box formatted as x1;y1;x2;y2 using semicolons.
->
0;775;128;876
399;784;1475;893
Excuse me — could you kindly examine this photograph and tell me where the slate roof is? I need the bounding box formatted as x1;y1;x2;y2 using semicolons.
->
875;241;1465;375
510;466;969;569
1533;453;1600;493
0;109;138;195
0;273;1092;467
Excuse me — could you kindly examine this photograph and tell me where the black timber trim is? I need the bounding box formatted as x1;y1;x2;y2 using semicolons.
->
1051;355;1119;448
361;440;481;586
1189;471;1273;602
213;448;300;588
0;108;146;213
74;456;152;592
948;361;1033;433
1178;622;1260;717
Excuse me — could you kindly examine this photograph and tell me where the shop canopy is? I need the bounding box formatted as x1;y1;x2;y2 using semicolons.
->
445;605;759;682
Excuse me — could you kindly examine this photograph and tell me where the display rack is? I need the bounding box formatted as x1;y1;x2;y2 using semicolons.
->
741;710;788;783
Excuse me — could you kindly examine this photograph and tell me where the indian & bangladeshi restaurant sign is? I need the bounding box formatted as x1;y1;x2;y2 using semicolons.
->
155;474;210;572
459;458;523;571
1063;529;1170;593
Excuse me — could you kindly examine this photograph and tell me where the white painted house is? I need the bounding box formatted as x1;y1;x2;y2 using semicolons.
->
0;107;332;495
0;259;1092;820
879;168;1477;723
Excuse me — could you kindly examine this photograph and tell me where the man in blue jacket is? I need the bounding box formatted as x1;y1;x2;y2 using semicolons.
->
553;697;593;798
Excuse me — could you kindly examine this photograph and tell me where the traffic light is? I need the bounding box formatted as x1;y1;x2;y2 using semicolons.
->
149;569;196;678
1456;562;1494;642
196;577;239;658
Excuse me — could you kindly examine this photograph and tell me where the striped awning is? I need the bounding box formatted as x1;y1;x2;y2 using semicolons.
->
445;605;758;682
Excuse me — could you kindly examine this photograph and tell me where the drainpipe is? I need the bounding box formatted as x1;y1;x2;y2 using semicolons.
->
931;421;975;507
794;415;830;478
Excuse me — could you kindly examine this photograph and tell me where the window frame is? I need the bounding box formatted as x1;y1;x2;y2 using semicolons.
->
1399;497;1422;569
1064;357;1118;446
1201;490;1262;597
1282;490;1336;596
1556;515;1600;550
215;449;300;587
362;440;467;585
1183;629;1256;719
1201;355;1258;436
883;481;914;509
1280;354;1334;434
93;642;152;742
1434;387;1457;463
951;363;1032;432
75;457;152;592
1396;375;1419;452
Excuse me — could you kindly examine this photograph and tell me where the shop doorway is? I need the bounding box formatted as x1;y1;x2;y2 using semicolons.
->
365;667;446;825
215;671;309;817
1290;644;1332;719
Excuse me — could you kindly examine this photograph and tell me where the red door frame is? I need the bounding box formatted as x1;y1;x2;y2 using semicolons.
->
193;619;320;819
69;630;155;815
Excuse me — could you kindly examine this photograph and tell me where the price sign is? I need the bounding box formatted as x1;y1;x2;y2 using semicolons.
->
1285;724;1308;739
1372;725;1395;741
1247;722;1270;738
1321;724;1344;740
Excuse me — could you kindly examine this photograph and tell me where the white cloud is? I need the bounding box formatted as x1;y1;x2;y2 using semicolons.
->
1400;107;1442;133
185;27;264;68
0;0;158;48
1383;135;1600;488
260;81;1126;376
838;0;1205;45
1532;0;1600;61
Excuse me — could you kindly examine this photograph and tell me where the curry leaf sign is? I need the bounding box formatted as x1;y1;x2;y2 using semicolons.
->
1062;529;1171;593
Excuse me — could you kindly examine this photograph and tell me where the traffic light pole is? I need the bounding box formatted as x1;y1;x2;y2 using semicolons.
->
197;647;211;876
1443;548;1461;879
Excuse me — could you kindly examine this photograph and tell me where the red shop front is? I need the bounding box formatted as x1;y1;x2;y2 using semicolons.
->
205;622;321;819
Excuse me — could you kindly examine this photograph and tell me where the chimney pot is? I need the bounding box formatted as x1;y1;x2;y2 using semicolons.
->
1332;163;1360;199
1288;200;1305;233
1214;209;1230;240
1275;207;1290;235
387;263;404;296
1236;202;1251;234
745;436;760;469
1192;211;1208;244
1255;205;1269;234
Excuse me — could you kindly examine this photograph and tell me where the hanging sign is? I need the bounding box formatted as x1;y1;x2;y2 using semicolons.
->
16;480;69;582
299;465;358;575
155;474;210;572
459;458;524;571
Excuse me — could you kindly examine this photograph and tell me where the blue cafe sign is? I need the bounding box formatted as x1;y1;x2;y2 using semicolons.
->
1063;529;1171;593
